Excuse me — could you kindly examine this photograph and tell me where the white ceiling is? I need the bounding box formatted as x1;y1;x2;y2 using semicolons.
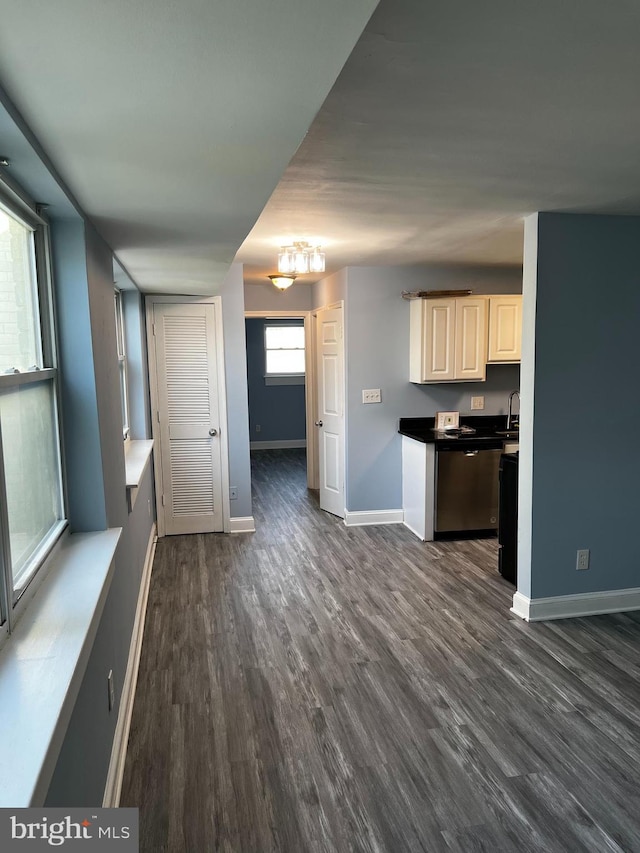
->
2;1;640;293
0;0;377;293
239;0;640;285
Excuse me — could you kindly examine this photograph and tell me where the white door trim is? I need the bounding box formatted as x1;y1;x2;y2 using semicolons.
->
146;295;231;536
244;310;318;490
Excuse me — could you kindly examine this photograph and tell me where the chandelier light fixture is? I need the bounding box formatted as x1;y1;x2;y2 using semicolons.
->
278;241;325;275
268;274;297;291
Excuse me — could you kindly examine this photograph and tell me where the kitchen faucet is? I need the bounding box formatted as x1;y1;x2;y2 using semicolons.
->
507;390;520;431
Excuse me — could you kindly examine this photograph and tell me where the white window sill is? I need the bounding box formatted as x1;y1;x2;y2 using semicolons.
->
124;440;154;488
125;440;154;512
0;528;122;807
264;374;305;386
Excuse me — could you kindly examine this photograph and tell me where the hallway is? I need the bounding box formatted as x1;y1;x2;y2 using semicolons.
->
121;450;640;852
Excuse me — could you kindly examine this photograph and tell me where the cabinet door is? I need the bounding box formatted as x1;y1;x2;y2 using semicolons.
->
410;298;456;382
488;295;522;362
454;297;487;380
423;298;456;381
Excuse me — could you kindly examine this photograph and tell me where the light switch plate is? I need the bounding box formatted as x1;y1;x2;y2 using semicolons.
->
362;389;381;404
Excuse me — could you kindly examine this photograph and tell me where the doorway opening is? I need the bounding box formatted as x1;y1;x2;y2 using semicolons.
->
244;311;318;492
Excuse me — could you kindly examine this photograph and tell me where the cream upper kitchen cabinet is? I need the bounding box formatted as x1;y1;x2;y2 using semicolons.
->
410;297;487;383
487;295;522;362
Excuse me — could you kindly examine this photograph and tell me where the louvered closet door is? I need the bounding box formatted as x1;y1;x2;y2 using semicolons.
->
153;302;224;534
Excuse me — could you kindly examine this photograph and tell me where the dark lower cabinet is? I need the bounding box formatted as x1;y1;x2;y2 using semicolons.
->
498;452;518;584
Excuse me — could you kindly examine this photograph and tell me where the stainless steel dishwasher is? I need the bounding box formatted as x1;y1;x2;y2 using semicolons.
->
435;441;502;533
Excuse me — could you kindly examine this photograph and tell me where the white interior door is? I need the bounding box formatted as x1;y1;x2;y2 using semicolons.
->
152;301;224;535
315;306;345;518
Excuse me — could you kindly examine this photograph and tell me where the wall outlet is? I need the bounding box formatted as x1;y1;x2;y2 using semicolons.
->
230;487;238;500
576;549;590;570
362;388;381;404
107;669;115;712
471;395;485;410
255;424;261;432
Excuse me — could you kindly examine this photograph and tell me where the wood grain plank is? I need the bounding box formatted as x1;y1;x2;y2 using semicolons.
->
121;449;640;852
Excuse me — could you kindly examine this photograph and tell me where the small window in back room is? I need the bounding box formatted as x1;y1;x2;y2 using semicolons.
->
264;324;305;384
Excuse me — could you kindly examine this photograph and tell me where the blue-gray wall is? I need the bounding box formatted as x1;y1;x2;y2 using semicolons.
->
313;268;347;309
244;280;313;312
326;265;521;512
123;288;152;440
45;220;155;806
245;318;306;443
51;219;109;532
86;224;129;529
521;212;640;600
213;263;252;519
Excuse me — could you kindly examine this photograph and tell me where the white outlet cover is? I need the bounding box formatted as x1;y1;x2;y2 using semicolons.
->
576;549;590;570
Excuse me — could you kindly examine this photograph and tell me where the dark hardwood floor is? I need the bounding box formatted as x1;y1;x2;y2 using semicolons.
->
121;449;640;852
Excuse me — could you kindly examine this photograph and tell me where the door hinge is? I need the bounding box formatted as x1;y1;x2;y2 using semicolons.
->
161;494;166;506
152;323;156;336
156;410;161;423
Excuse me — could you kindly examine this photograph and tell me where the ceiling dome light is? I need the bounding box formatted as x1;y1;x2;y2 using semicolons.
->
268;274;297;291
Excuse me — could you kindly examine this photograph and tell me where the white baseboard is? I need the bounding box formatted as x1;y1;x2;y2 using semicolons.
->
344;509;404;527
511;586;640;622
103;523;157;807
229;516;256;533
250;440;306;450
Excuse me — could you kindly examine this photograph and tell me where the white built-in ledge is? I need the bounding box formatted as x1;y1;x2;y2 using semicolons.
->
125;440;154;512
0;528;122;807
125;440;154;488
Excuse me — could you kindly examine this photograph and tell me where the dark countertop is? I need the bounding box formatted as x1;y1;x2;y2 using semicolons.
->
399;415;518;447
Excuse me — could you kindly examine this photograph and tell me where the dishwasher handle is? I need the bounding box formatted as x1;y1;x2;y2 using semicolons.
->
435;438;504;452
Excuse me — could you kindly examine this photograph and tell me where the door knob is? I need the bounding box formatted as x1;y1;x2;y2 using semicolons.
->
315;420;323;427
209;428;218;436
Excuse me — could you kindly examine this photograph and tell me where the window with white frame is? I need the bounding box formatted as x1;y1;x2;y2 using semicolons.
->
114;288;129;440
0;196;65;616
264;323;305;383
